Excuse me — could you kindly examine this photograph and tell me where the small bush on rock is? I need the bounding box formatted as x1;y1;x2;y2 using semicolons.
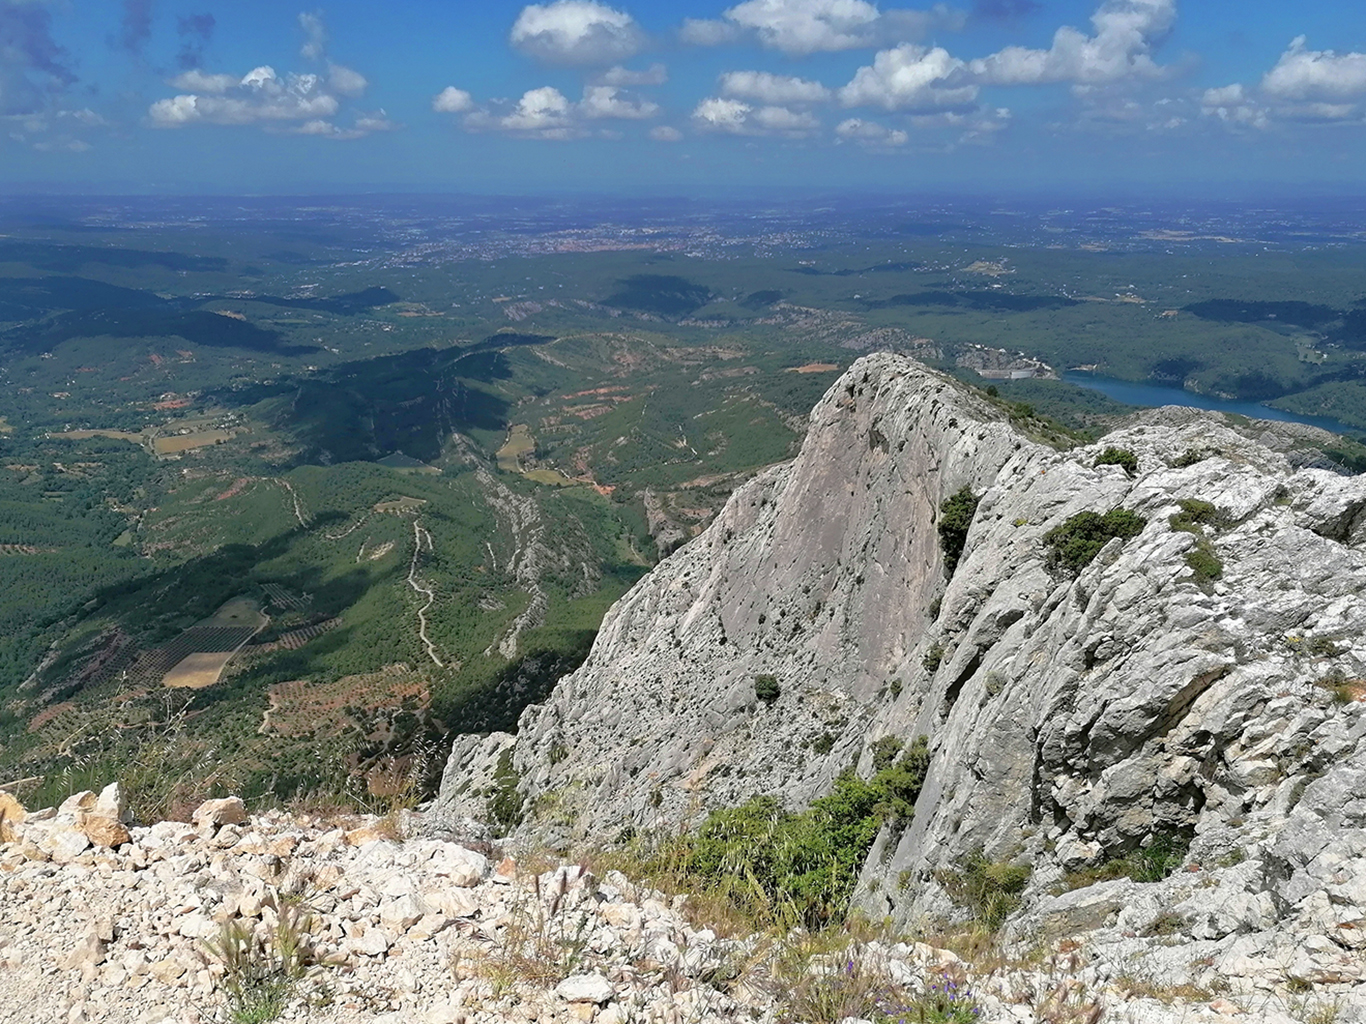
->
1169;498;1226;533
941;852;1031;930
647;737;932;929
938;488;981;578
1095;447;1139;476
489;748;525;834
754;674;781;704
1044;509;1147;575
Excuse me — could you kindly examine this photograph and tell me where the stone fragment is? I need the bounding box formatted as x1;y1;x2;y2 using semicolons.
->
63;928;106;969
94;783;130;823
0;791;25;843
192;797;247;828
555;974;615;1004
81;815;130;849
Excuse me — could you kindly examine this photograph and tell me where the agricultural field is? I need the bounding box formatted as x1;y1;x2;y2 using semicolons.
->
1;193;1363;813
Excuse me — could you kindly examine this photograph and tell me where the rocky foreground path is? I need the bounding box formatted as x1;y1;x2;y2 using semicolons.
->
0;786;1322;1024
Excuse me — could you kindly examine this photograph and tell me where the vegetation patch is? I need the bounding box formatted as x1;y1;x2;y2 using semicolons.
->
488;747;525;835
754;674;781;704
937;487;980;578
634;737;930;930
1168;498;1226;533
1095;446;1139;476
1059;830;1192;891
1043;508;1147;574
940;852;1031;930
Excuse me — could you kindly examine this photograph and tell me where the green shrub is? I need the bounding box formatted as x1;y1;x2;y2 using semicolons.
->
1061;830;1192;890
869;735;903;772
1171;448;1207;468
888;677;903;699
1184;545;1223;582
937;487;981;578
922;644;946;674
488;747;525;834
942;852;1031;929
754;674;781;704
1043;508;1147;574
1095;446;1139;476
1169;498;1225;533
652;736;931;929
811;733;836;755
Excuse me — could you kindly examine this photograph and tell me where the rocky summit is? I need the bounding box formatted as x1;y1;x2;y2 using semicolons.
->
435;353;1366;1020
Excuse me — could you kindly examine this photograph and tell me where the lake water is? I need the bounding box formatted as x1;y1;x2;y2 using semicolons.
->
1061;372;1359;438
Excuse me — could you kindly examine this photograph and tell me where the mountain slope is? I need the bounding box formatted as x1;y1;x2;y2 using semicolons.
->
434;352;1366;1006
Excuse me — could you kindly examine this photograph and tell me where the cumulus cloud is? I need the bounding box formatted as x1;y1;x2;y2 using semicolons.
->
433;86;475;113
149;67;340;127
447;81;662;138
580;85;659;119
838;44;978;111
691;96;819;135
147;14;383;137
1262;37;1366;102
649;124;683;141
682;0;962;56
834;117;907;146
965;0;1175;86
510;1;645;65
596;63;668;86
1200;36;1366;130
719;70;830;104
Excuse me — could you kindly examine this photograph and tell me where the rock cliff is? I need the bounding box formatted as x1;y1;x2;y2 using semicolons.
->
434;353;1366;1015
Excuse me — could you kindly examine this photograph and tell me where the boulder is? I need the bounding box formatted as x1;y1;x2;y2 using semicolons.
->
555;973;615;1004
191;797;247;828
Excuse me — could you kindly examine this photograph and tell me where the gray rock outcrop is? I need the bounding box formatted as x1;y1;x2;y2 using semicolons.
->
434;352;1366;1017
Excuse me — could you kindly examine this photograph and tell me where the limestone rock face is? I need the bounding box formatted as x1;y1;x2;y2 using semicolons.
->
434;352;1366;1009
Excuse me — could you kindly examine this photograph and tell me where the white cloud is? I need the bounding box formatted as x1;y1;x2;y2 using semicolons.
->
726;0;880;53
433;86;475;113
965;0;1174;86
719;70;830;104
299;10;327;60
597;63;668;86
834;117;908;146
1200;37;1366;131
682;0;962;56
649;125;683;141
691;96;819;135
169;69;236;94
580;85;659;119
502;86;575;131
328;64;368;97
510;1;645;65
1262;37;1366;101
147;63;396;134
679;18;742;46
839;44;978;111
692;97;752;132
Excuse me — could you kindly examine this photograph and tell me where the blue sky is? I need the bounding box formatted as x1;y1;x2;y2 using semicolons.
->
3;0;1365;194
